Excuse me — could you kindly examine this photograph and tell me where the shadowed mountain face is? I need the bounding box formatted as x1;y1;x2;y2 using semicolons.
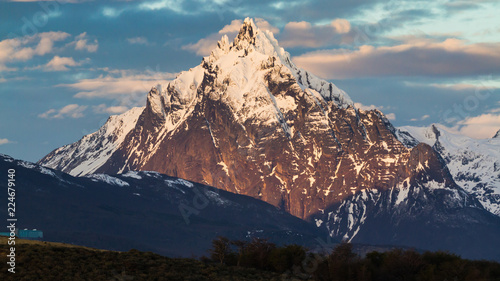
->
37;19;500;260
1;154;325;257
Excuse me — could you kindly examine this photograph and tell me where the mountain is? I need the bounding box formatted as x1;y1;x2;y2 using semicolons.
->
38;19;500;259
0;153;325;257
397;124;500;216
39;18;446;219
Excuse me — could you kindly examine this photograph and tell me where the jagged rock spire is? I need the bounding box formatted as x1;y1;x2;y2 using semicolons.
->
233;17;258;48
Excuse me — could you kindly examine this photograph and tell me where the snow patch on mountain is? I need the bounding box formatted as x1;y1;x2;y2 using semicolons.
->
121;171;143;180
86;174;130;187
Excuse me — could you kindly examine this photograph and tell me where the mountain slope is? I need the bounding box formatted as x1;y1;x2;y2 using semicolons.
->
310;142;500;260
40;107;144;176
397;124;500;216
1;154;325;257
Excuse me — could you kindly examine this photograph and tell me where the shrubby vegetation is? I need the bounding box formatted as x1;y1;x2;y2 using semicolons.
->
1;237;499;280
206;236;500;281
0;239;280;281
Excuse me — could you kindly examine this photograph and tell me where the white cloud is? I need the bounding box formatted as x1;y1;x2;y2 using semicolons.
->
71;32;98;52
330;19;351;34
278;19;352;48
293;38;500;79
254;18;280;34
93;104;129;114
44;56;81;71
39;104;88;119
385;113;396;120
35;32;70;55
58;68;177;107
410;114;430;121
455;113;500;139
0;76;29;83
0;31;70;71
9;0;88;2
182;18;278;56
354;102;387;111
0;138;12;145
127;37;149;45
405;77;500;92
354;102;395;120
138;0;187;13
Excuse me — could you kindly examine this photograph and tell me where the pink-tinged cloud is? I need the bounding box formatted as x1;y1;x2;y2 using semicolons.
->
69;32;98;52
354;102;388;111
0;138;12;145
127;37;149;45
93;104;129;114
456;113;500;139
292;38;500;79
44;56;80;71
58;68;177;106
38;104;88;119
0;31;70;70
354;102;395;120
278;19;352;48
410;114;430;122
385;113;396;120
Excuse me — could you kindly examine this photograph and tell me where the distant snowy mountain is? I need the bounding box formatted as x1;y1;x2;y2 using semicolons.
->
398;124;500;216
38;19;500;256
40;107;144;176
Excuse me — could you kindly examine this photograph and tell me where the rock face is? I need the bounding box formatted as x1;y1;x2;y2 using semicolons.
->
398;124;500;216
40;19;473;222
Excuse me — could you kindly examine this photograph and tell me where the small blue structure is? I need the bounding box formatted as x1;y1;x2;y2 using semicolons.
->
17;228;43;239
1;228;43;239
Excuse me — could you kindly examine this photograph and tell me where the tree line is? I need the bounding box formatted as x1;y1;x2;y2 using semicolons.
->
206;236;500;280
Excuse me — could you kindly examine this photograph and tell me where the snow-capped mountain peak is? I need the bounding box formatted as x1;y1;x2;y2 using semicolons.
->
205;17;353;107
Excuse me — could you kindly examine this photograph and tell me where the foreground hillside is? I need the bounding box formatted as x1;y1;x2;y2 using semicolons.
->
0;237;280;281
2;237;500;281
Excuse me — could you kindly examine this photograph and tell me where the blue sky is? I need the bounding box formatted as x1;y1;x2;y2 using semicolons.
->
1;0;499;162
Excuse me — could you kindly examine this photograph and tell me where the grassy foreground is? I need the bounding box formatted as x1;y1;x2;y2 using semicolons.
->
2;237;500;281
0;237;281;281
